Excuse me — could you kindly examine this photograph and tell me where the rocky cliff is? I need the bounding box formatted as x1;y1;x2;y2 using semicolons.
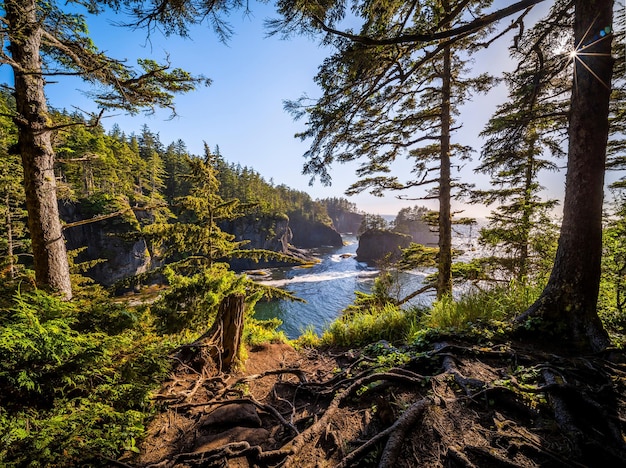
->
60;202;151;287
221;214;310;270
60;203;342;284
329;211;363;234
289;216;343;248
221;213;339;270
356;229;412;263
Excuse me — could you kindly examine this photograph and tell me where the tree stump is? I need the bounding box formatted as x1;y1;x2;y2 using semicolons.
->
190;293;245;372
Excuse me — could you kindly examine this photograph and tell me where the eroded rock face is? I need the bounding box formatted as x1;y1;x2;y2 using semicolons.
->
222;214;317;270
289;218;343;248
356;229;412;263
329;211;363;234
60;202;151;286
223;214;342;269
222;214;293;253
60;204;341;282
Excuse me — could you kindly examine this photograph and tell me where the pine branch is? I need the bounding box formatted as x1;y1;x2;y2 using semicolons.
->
310;0;547;46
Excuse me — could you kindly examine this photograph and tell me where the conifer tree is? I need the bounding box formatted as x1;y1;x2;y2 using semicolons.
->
54;112;123;199
284;0;494;299
162;140;193;202
275;0;618;351
472;14;570;281
0;0;226;299
0;93;27;280
145;144;301;333
138;126;167;205
516;0;615;350
107;128;147;200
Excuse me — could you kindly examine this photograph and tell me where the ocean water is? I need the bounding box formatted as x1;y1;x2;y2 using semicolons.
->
252;226;481;339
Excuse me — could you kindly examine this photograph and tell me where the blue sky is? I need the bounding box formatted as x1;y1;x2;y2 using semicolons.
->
2;1;569;218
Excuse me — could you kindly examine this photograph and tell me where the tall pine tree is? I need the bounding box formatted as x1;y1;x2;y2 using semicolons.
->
285;0;495;298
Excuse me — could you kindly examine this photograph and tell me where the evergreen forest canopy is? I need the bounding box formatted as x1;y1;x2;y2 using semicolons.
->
1;0;626;466
0;94;344;274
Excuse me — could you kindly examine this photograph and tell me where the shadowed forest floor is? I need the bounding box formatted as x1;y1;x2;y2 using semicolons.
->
128;339;626;468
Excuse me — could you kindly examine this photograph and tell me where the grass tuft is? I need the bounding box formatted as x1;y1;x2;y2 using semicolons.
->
320;303;424;347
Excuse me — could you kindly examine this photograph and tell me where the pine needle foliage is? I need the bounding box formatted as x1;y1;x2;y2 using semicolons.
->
143;145;304;334
471;1;569;283
283;0;496;298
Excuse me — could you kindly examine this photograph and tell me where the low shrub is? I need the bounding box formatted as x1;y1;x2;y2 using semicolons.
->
0;290;172;467
422;281;543;331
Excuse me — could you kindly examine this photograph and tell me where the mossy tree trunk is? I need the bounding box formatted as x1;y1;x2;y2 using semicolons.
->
437;40;453;300
6;0;72;299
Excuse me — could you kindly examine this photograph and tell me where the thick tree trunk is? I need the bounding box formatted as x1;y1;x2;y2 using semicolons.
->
6;0;72;299
518;140;535;281
437;43;453;299
518;0;614;351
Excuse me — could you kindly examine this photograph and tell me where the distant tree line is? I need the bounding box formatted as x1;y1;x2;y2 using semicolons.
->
0;91;359;282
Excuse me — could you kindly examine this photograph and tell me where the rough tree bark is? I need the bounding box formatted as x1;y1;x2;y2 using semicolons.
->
201;294;245;372
518;0;614;351
6;0;72;299
437;9;453;300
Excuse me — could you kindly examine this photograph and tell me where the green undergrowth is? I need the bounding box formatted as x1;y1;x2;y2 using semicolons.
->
301;277;626;356
3;271;624;467
244;317;289;345
301;280;546;351
0;279;289;467
0;288;176;467
423;281;543;330
319;303;424;348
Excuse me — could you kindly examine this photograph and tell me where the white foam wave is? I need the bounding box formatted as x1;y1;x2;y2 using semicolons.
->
258;270;374;287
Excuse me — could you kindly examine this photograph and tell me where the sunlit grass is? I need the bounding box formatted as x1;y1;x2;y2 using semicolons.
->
244;317;289;346
420;281;544;331
312;280;546;350
320;303;424;347
293;325;322;348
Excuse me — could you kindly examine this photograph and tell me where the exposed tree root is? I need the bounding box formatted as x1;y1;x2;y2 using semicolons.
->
132;340;626;468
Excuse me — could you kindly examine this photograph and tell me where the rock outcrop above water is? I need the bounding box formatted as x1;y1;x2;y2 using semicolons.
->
356;229;412;263
289;216;343;248
60;202;342;283
222;214;315;270
225;214;341;269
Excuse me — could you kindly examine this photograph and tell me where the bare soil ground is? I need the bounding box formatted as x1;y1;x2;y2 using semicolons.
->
126;339;626;468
